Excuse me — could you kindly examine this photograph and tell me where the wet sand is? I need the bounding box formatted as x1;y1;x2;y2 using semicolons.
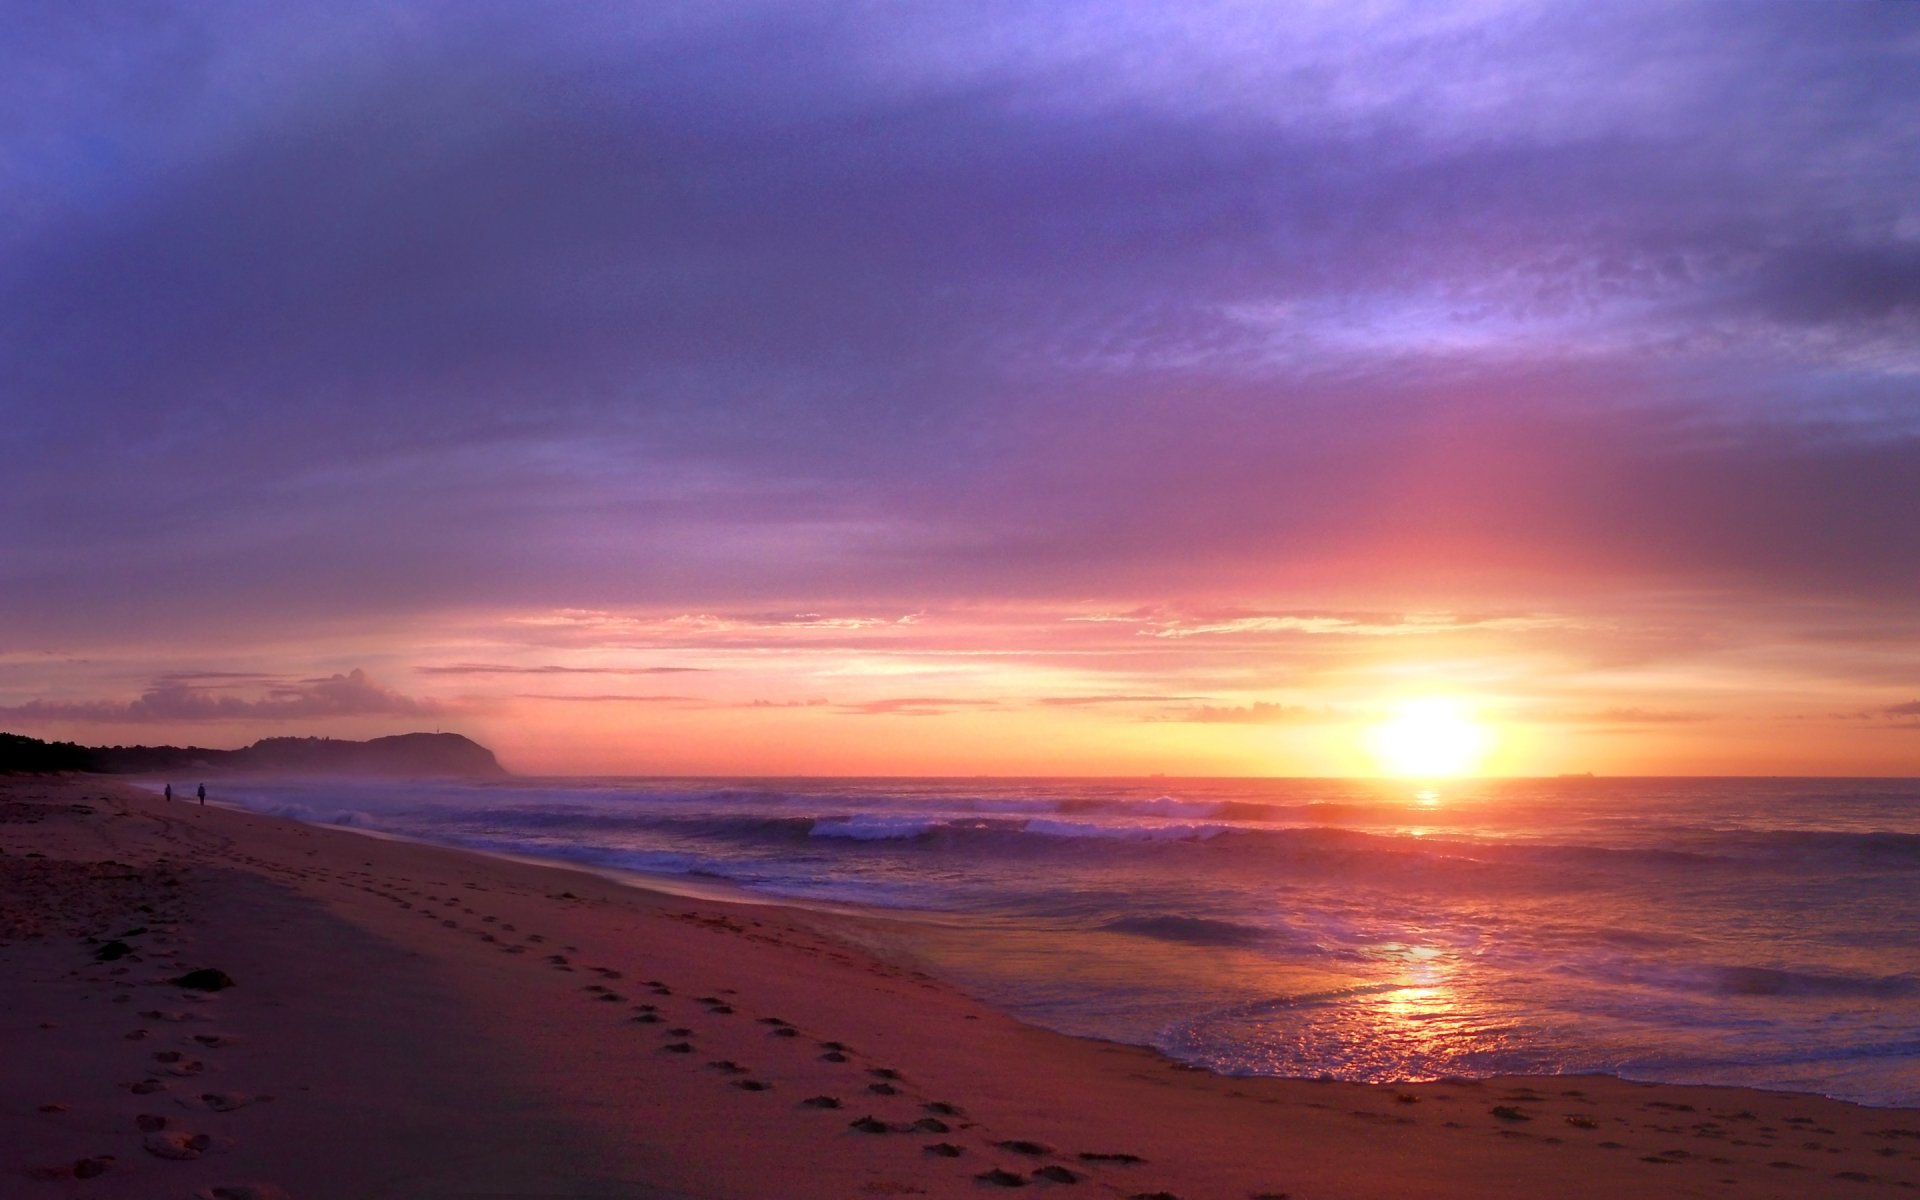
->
2;774;1915;1199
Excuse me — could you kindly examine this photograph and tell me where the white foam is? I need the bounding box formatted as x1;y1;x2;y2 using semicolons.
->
809;815;946;841
1022;818;1229;842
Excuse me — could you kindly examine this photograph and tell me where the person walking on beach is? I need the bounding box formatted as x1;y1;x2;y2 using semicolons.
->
164;784;172;802
197;784;206;806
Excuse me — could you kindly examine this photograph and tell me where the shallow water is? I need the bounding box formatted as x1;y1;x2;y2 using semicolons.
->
204;775;1920;1106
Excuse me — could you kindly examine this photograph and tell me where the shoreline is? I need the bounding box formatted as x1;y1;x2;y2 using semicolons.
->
182;775;1920;1113
3;773;1915;1198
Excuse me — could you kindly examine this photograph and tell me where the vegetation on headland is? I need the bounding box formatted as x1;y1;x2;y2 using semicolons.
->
0;731;508;778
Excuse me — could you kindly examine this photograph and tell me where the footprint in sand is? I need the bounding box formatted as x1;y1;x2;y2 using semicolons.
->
196;1182;291;1200
144;1130;212;1160
29;1156;115;1181
152;1050;205;1076
802;1095;843;1109
995;1140;1054;1156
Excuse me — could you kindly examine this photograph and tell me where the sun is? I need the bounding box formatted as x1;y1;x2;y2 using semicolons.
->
1368;697;1494;778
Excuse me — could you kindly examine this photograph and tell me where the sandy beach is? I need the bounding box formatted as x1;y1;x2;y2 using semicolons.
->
2;775;1915;1200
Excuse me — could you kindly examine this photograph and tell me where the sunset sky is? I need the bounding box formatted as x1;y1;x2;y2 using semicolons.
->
4;1;1918;776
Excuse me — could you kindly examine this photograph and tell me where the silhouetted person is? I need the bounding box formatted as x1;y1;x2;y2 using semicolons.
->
164;784;172;802
197;783;206;806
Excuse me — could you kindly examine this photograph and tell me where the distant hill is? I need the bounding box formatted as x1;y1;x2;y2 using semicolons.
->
0;731;508;778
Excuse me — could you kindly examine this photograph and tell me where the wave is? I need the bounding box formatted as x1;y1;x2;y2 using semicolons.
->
1721;830;1920;867
1710;965;1917;999
810;816;949;841
1099;914;1272;948
1022;818;1231;842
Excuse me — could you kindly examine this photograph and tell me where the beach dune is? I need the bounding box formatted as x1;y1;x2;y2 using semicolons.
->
1;776;1912;1199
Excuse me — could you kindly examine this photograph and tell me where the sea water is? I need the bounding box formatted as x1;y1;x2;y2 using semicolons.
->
204;775;1920;1107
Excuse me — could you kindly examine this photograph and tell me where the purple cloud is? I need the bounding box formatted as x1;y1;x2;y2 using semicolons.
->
0;0;1914;730
0;670;445;724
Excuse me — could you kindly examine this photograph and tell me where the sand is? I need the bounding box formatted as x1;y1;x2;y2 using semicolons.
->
1;776;1915;1199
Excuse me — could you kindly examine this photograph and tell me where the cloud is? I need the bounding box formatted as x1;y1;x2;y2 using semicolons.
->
1037;693;1199;708
1568;707;1711;726
0;669;446;724
514;693;698;705
417;663;703;676
1887;701;1920;717
1;0;1917;766
1146;612;1576;639
842;697;1003;717
1155;702;1324;725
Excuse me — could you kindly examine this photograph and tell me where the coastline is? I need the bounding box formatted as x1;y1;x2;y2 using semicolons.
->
2;775;1914;1198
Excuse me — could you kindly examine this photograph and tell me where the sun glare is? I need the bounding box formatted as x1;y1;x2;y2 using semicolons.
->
1369;698;1493;778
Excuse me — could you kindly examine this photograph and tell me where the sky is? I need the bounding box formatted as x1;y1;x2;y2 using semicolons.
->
3;0;1918;777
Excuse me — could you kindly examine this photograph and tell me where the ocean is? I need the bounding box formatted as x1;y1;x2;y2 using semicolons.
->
200;775;1920;1108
